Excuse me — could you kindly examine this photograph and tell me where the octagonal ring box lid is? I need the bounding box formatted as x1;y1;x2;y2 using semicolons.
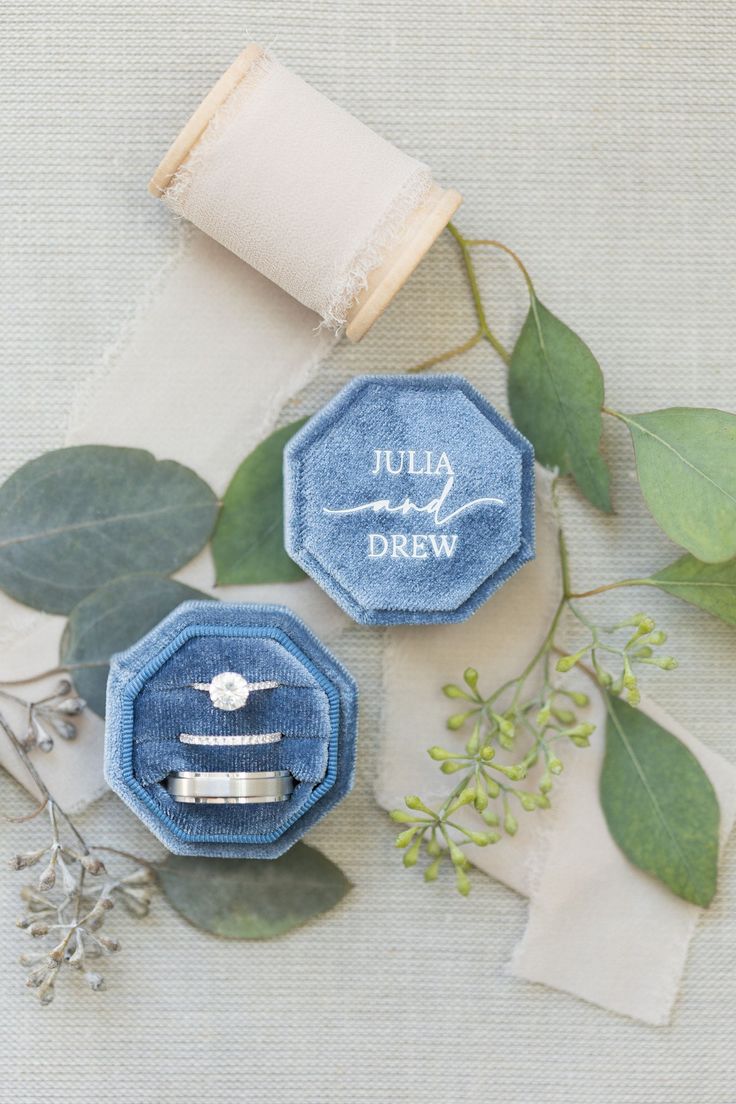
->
104;601;358;859
284;374;535;625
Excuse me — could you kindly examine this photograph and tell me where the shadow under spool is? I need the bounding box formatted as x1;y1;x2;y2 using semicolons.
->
149;44;462;342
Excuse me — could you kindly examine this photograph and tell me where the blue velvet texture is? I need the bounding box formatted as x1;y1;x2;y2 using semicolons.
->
104;602;358;858
284;375;535;624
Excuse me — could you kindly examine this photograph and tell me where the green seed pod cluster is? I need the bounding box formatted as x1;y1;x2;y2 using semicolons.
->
390;604;677;896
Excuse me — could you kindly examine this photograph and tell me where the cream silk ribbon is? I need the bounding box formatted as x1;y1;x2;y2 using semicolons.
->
0;230;347;812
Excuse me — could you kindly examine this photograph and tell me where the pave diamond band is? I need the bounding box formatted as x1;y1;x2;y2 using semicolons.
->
166;769;294;804
178;732;283;747
191;672;279;711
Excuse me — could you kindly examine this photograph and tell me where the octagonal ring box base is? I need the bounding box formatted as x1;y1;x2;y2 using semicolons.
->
284;375;535;625
104;602;358;859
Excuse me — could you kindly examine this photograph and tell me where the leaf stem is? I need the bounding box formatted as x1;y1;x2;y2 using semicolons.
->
497;595;566;715
462;237;536;297
0;708;89;854
446;224;511;365
407;225;539;375
568;578;655;599
551;476;650;602
407;330;483;374
0;709;49;805
0;667;67;687
92;844;157;871
550;478;573;600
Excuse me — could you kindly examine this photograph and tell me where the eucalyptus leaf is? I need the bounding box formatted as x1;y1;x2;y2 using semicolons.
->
212;420;308;585
0;446;218;614
600;693;719;908
615;407;736;563
646;554;736;627
60;574;211;716
508;295;612;512
156;844;351;939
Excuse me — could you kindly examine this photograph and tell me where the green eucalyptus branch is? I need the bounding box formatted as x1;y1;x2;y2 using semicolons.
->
392;224;733;896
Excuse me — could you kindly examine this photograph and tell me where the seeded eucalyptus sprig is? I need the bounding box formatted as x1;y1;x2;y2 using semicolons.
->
391;574;678;894
0;679;85;754
558;608;677;706
1;696;154;1004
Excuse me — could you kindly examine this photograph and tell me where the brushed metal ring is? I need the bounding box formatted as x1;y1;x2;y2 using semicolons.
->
166;769;294;804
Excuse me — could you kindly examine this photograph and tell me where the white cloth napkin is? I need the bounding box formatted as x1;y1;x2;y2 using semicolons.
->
375;471;736;1024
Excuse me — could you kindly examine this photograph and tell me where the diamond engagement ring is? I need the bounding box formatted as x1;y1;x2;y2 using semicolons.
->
190;672;279;711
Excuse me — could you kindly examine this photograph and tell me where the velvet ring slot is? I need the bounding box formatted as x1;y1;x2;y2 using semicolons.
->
104;602;358;859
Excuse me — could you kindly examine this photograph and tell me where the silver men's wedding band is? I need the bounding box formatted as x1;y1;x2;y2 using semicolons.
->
166;770;294;804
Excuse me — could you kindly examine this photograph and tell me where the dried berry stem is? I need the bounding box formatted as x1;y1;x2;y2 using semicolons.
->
1;686;155;1003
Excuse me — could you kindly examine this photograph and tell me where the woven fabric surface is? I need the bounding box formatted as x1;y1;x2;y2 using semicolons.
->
1;2;735;1101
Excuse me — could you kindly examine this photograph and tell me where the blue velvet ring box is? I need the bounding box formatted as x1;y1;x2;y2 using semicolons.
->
104;601;358;858
284;375;535;624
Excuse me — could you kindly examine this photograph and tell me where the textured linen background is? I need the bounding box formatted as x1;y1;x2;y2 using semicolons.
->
1;3;735;1102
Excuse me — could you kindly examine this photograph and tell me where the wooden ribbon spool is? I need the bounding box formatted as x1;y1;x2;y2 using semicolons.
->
149;45;462;342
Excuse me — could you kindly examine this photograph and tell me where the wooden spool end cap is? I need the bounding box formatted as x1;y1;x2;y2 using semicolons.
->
148;45;263;198
345;184;462;342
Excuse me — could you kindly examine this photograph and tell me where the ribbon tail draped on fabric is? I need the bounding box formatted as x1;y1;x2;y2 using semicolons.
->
0;229;346;812
376;470;736;1025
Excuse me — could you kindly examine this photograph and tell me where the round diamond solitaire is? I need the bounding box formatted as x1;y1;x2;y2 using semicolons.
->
191;672;280;711
209;672;251;710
